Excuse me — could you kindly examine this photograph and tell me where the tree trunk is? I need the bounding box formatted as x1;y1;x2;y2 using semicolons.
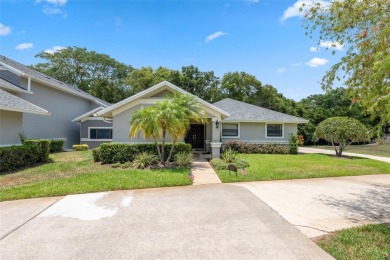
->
166;139;176;163
161;129;166;163
154;139;162;162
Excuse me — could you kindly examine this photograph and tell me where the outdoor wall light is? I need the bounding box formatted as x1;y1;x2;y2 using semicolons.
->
215;120;220;129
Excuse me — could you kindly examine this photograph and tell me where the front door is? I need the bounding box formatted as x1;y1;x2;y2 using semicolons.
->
185;124;205;149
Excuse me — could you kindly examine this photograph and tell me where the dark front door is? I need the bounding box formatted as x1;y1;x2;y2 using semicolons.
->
185;124;205;149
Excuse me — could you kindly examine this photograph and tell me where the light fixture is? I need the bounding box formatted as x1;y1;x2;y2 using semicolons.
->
215;120;220;129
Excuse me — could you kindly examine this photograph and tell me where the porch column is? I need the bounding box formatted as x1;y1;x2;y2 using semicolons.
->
211;118;222;159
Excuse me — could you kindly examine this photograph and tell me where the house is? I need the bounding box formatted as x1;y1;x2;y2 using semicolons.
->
73;81;308;157
0;55;110;148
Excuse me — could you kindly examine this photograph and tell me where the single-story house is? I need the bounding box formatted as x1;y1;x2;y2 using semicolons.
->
73;81;308;157
0;55;110;148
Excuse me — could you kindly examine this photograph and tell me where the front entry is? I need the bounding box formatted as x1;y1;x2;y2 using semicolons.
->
185;124;205;149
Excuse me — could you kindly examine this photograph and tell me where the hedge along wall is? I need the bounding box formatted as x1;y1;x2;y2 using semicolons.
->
0;145;41;172
99;143;192;164
223;140;289;154
50;140;64;153
24;140;51;162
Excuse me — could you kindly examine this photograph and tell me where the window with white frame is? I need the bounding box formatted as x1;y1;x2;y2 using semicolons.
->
266;124;283;137
222;123;239;137
89;128;113;139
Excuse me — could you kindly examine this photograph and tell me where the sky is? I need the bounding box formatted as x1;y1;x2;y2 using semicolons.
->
0;0;345;101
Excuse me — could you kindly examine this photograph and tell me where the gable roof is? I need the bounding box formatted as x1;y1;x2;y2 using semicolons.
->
72;106;105;122
0;77;31;93
0;89;49;115
97;81;230;118
0;55;110;107
213;98;308;123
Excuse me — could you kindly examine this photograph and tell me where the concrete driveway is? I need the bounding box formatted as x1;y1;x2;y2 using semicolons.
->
235;174;390;238
0;185;331;260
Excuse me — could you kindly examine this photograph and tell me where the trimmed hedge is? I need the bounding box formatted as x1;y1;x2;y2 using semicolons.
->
92;147;101;162
0;145;40;172
72;144;89;151
223;140;289;154
50;140;64;153
100;143;192;164
24;140;51;162
289;133;298;155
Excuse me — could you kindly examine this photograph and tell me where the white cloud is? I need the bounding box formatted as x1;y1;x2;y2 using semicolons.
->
319;40;344;51
15;43;34;50
280;0;330;22
37;0;67;6
310;46;319;52
305;57;328;67
205;31;227;43
42;6;63;15
0;23;11;36
44;45;65;54
245;0;259;3
292;62;303;67
277;68;286;73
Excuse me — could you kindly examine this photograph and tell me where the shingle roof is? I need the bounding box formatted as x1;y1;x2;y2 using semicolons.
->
0;89;49;115
0;55;110;107
213;98;308;123
0;77;29;93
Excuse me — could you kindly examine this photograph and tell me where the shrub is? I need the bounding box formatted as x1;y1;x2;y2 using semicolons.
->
99;143;192;164
50;140;64;153
24;139;51;162
289;133;298;155
223;140;288;154
298;135;305;146
132;152;159;169
72;144;89;151
19;132;27;144
0;145;40;172
174;151;192;166
221;148;237;163
210;158;249;170
92;147;101;162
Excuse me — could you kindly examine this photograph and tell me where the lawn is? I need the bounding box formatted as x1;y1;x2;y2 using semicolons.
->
310;143;390;158
0;151;192;201
215;154;390;183
316;224;390;260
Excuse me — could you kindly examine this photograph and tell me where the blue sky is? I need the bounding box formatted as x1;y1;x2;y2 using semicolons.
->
0;0;344;101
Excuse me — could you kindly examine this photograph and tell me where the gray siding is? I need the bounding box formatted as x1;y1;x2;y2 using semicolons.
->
16;78;100;149
80;119;112;138
0;110;23;146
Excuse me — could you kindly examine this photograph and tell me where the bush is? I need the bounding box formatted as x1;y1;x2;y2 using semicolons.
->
210;158;249;170
72;144;89;151
174;151;192;166
24;139;51;162
50;140;64;153
0;145;40;172
223;140;288;154
92;147;101;162
289;133;298;155
221;148;237;163
99;143;192;164
132;152;159;169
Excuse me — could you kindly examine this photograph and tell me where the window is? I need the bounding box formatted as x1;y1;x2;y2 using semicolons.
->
222;123;239;137
90;128;113;139
266;124;283;137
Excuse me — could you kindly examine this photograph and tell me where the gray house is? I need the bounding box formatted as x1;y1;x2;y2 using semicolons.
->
74;81;308;157
0;55;110;148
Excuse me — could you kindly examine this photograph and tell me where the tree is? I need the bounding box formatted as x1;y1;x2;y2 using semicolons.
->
129;94;205;163
313;117;370;157
302;0;390;124
31;46;133;103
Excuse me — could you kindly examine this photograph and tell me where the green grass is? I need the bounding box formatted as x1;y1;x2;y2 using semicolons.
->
0;151;191;201
310;144;390;157
316;224;390;260
215;154;390;183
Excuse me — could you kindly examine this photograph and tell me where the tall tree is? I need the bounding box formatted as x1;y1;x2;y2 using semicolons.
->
31;47;133;103
302;0;390;124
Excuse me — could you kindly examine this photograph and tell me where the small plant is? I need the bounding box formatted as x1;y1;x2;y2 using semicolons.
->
111;163;121;168
92;147;101;162
210;158;249;170
121;162;133;169
289;133;298;154
132;152;159;169
221;148;237;163
72;144;89;151
174;151;192;166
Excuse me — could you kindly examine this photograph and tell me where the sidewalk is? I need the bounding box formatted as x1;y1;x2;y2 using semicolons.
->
191;153;222;185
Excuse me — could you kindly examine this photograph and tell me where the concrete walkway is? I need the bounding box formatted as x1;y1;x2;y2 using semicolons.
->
299;147;390;163
191;153;222;185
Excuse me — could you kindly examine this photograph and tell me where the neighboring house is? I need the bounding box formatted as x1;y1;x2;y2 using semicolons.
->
0;55;110;148
74;81;308;158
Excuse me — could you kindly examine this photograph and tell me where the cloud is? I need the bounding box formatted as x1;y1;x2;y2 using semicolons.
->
44;45;65;54
245;0;259;3
15;43;34;50
305;57;328;67
0;23;11;36
277;68;286;73
280;0;330;22
42;6;63;15
310;46;319;52
36;0;67;6
292;62;303;67
37;0;67;16
319;40;344;51
205;31;227;43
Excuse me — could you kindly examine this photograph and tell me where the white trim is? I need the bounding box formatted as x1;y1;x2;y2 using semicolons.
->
221;122;240;138
72;107;104;122
265;123;284;138
222;119;308;124
88;127;113;140
81;138;112;142
210;142;222;148
0;105;50;115
0;61;24;76
0;85;33;94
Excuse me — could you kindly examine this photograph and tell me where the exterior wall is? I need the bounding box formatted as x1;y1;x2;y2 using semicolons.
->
0;110;23;146
221;122;297;144
80;119;113;149
16;78;100;149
